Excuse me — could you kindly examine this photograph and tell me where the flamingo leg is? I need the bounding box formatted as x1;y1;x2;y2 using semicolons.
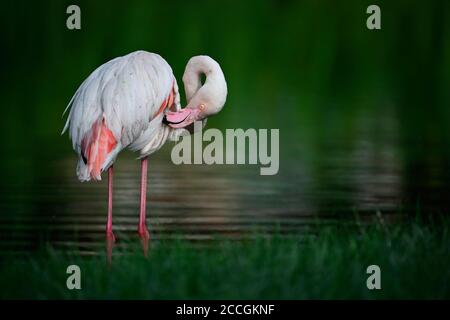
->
106;165;115;265
138;157;150;256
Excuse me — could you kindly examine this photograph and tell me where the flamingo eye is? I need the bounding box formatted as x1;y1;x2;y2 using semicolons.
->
199;104;206;111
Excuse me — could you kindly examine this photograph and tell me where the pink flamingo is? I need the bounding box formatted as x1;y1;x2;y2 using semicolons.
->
62;51;227;261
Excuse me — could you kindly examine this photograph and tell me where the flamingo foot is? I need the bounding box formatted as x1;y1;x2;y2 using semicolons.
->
138;226;150;257
106;231;116;265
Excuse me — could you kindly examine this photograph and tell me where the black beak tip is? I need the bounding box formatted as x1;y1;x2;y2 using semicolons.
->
162;115;169;125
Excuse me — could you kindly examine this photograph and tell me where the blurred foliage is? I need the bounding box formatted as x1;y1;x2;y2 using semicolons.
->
0;0;449;208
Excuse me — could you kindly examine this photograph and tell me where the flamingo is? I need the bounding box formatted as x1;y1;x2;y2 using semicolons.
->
62;51;227;260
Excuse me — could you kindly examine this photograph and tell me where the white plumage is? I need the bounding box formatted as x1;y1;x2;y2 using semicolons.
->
63;51;183;181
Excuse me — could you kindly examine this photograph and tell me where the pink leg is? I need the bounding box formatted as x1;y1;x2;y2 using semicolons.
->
138;157;150;256
106;166;115;265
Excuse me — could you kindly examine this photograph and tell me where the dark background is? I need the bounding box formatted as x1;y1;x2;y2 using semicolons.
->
1;0;450;220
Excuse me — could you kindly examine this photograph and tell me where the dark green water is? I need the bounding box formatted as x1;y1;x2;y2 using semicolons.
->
0;120;448;255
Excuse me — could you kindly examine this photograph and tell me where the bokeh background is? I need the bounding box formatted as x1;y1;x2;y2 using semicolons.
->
0;0;450;253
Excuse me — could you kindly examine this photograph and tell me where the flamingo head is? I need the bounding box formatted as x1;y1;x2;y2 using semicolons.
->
164;55;227;129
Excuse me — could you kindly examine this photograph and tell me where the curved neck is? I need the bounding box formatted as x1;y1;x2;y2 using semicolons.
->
182;56;221;103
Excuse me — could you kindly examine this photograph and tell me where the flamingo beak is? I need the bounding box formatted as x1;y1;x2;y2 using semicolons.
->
164;106;203;129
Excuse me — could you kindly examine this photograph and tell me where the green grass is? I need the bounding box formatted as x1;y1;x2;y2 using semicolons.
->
1;218;450;299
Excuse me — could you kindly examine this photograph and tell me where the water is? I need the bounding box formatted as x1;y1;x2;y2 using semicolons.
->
3;154;328;254
3;127;446;255
2;103;450;256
